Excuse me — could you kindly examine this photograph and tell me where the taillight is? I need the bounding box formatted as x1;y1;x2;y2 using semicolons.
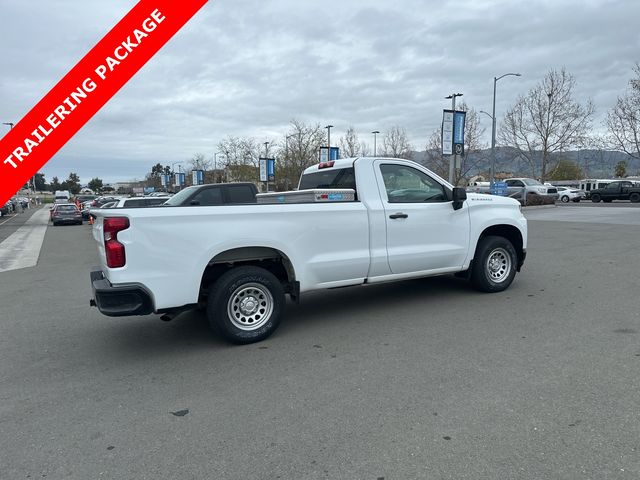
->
103;217;129;268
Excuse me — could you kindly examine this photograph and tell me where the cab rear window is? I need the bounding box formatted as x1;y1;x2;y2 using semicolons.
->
299;167;356;191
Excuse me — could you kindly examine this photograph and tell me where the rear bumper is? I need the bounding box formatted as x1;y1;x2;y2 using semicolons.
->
90;267;154;316
53;216;82;224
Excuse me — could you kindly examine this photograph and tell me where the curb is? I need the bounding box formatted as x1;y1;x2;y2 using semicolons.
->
521;204;558;210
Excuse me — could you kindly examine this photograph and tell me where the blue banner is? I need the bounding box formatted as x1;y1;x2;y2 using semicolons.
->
453;111;466;147
267;158;275;182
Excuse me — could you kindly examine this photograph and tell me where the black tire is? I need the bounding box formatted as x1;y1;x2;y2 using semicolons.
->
561;195;570;203
630;193;640;203
207;266;284;344
52;221;57;226
470;236;518;293
591;193;601;203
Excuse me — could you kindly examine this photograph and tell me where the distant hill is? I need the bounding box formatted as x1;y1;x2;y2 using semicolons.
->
411;147;639;179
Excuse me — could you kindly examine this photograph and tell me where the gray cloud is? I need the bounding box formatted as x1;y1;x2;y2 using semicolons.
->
0;0;638;184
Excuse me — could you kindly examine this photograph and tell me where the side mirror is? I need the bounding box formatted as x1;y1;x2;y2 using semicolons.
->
452;187;467;210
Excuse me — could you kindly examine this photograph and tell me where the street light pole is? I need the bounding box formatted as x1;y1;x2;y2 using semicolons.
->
445;93;463;184
325;125;333;161
372;130;380;157
3;122;35;194
490;72;521;189
264;141;270;191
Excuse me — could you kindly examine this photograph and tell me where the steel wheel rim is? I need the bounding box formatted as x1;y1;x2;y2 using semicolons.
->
486;247;511;283
227;283;273;331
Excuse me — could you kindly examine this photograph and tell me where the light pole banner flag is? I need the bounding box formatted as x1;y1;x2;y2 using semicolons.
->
0;0;208;206
442;110;453;156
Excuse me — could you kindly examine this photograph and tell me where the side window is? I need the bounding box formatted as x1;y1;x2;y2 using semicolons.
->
380;164;446;203
606;183;618;190
226;185;256;203
190;188;223;206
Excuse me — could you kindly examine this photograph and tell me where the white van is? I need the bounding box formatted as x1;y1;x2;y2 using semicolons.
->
54;190;71;204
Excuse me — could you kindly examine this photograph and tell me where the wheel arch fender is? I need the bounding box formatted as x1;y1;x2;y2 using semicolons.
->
471;224;525;271
198;245;297;303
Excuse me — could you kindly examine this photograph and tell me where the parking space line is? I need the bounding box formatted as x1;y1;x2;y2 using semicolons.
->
0;214;18;226
0;209;50;272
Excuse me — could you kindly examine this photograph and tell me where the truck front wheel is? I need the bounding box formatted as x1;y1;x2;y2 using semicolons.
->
207;266;284;344
471;236;518;293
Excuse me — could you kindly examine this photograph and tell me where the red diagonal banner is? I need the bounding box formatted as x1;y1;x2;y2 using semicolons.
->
0;0;208;205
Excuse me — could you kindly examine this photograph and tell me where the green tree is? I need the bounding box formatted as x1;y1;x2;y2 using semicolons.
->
49;176;61;192
34;173;46;191
61;172;81;194
88;177;103;193
548;159;583;180
614;160;627;178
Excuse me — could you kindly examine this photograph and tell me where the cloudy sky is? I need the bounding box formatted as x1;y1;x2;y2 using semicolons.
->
1;0;638;184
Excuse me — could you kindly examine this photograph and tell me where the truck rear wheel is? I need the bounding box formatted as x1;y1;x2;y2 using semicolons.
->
630;193;640;203
470;236;518;293
207;266;284;344
591;194;601;203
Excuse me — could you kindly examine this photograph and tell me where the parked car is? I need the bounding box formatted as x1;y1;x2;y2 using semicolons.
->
556;186;586;203
54;190;71;204
1;200;13;216
112;197;172;208
74;194;97;204
90;196;123;208
51;204;83;226
503;178;559;201
163;183;258;207
590;180;640;203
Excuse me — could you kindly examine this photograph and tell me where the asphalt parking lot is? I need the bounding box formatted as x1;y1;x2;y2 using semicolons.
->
1;204;639;479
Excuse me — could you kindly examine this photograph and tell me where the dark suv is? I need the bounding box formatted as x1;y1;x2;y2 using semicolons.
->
163;183;258;207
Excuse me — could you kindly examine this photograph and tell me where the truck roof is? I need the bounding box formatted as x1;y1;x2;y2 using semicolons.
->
302;156;426;175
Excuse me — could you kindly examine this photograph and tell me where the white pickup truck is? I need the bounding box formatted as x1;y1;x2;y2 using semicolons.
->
90;157;527;344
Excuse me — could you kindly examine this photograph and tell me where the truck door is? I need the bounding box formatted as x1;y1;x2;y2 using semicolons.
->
376;161;470;274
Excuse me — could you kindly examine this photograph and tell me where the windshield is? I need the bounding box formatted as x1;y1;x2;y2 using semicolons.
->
522;178;542;186
164;186;198;206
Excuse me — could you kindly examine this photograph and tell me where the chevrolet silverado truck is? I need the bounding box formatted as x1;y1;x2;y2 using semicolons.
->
589;180;640;203
90;157;528;344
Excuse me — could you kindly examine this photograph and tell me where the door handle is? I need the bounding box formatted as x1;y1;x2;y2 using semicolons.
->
389;212;408;219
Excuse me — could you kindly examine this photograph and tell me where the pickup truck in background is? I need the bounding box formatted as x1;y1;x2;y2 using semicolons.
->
589;180;640;203
467;177;558;202
90;157;527;344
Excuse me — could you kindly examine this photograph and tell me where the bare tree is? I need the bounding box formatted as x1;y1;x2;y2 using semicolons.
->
606;62;640;160
382;126;413;159
275;119;326;190
216;136;264;182
187;153;212;172
499;68;595;180
359;141;370;157
338;126;361;157
423;103;488;185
